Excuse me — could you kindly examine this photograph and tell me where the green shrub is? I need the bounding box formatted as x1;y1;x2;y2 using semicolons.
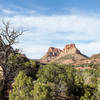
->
33;82;52;100
9;71;34;100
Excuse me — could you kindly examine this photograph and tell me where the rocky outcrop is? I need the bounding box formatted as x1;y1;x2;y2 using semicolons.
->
63;44;81;54
40;44;88;64
40;47;62;64
0;66;4;94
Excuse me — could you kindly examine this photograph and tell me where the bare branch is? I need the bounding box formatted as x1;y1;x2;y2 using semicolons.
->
0;19;24;46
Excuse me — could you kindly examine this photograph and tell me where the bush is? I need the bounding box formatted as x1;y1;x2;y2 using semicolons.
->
9;71;34;100
36;64;85;99
7;53;38;80
33;82;52;100
8;62;100;100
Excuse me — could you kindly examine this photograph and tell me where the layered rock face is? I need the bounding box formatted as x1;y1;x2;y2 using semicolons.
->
63;44;81;54
40;47;62;64
40;44;88;64
48;47;62;55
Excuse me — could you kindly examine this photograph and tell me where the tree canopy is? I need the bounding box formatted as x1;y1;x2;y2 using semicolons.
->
9;71;34;100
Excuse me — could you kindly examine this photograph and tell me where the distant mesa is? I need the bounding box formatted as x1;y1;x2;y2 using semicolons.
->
40;47;62;64
40;43;88;64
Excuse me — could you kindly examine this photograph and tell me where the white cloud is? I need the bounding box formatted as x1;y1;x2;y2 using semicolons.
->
1;8;37;16
35;6;50;11
2;9;17;14
77;42;100;57
8;15;100;36
1;12;100;58
13;43;50;59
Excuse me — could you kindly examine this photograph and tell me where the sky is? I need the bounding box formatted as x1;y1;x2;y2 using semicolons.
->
0;0;100;58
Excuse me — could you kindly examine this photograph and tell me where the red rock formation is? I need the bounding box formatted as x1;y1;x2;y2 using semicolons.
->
40;47;62;63
47;47;62;56
63;44;81;54
48;47;59;52
40;44;88;64
64;44;76;50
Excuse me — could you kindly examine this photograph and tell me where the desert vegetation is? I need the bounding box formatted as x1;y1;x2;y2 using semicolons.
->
0;48;100;100
7;61;100;100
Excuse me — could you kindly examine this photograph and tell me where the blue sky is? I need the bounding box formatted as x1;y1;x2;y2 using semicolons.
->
1;0;100;16
0;0;100;58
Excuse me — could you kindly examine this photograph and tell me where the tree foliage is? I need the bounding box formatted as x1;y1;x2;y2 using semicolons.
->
7;53;38;79
33;82;52;100
9;71;34;100
34;63;100;100
8;62;100;100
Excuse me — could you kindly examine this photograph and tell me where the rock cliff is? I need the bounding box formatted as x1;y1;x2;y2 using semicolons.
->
40;44;88;64
40;47;62;64
63;44;81;54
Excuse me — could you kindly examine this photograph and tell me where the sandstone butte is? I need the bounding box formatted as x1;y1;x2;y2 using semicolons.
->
40;43;88;64
40;47;62;64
